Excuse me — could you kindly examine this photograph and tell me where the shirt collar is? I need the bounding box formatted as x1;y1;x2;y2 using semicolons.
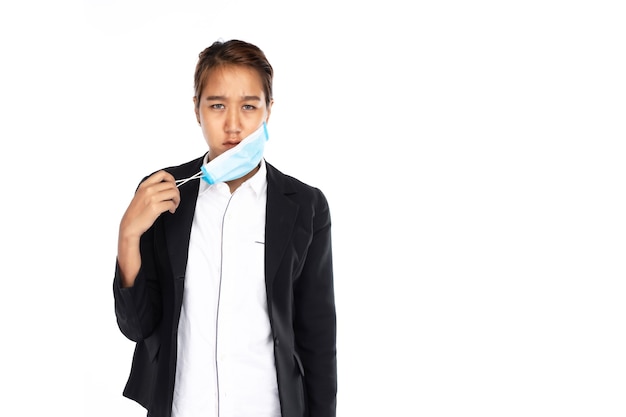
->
246;158;267;198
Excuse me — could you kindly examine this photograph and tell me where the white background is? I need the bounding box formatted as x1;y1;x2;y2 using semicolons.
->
1;1;625;416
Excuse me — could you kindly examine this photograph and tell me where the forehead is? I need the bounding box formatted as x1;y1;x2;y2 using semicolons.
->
202;65;265;97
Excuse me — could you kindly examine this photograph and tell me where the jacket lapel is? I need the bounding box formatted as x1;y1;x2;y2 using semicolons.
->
265;162;299;291
164;158;203;279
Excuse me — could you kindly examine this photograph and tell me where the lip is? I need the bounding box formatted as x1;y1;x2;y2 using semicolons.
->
223;141;240;149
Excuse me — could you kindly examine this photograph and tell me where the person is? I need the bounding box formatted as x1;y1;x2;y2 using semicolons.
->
113;39;337;417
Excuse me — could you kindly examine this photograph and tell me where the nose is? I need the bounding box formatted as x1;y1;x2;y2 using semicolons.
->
224;107;241;135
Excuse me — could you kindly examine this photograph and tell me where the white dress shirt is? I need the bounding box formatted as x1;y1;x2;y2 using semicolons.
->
172;159;280;417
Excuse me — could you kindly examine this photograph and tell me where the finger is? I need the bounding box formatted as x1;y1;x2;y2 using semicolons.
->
158;187;181;211
140;170;177;187
152;199;179;216
136;178;179;200
169;193;181;212
141;187;179;209
144;179;179;195
150;176;181;207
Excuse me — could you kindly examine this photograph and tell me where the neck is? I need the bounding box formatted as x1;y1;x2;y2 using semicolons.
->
226;164;260;194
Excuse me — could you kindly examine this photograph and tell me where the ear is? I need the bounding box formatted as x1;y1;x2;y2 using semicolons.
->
193;96;200;124
265;99;274;123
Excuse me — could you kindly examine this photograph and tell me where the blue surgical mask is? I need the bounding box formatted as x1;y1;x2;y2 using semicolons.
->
201;122;268;184
175;122;269;188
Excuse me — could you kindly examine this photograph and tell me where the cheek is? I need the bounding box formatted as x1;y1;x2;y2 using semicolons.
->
202;126;223;148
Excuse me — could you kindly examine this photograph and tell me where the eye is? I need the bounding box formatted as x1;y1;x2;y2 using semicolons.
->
242;104;256;110
210;104;225;110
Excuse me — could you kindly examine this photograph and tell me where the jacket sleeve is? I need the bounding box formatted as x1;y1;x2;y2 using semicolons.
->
113;223;163;342
293;188;337;417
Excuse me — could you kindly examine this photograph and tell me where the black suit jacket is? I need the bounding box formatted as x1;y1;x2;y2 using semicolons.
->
113;157;337;417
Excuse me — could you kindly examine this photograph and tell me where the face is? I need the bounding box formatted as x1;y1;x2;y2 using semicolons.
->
194;65;272;160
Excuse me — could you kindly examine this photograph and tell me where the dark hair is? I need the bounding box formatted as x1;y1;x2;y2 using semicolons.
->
194;39;274;109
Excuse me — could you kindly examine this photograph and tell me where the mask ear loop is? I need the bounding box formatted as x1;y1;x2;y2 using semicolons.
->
175;171;203;187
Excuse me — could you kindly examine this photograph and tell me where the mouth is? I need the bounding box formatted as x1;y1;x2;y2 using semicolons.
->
223;141;240;150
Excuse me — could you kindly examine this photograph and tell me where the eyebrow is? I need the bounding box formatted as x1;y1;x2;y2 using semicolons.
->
205;95;262;101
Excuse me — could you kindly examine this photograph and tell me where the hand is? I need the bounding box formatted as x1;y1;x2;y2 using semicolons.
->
117;170;180;286
119;170;181;240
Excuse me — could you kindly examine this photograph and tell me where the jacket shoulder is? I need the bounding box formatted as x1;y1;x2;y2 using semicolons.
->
266;161;325;195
